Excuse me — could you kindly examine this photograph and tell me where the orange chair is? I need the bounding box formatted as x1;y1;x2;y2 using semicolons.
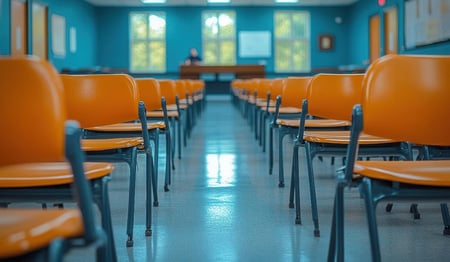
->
61;74;157;240
259;78;284;153
159;79;182;165
255;78;275;150
0;56;115;261
328;54;450;261
61;74;148;247
136;78;173;191
291;73;411;237
270;77;312;187
175;79;192;151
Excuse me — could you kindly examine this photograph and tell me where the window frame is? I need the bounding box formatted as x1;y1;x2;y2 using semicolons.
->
129;11;167;73
201;10;237;65
274;10;311;73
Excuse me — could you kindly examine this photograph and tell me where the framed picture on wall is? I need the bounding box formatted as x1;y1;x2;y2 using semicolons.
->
318;34;334;51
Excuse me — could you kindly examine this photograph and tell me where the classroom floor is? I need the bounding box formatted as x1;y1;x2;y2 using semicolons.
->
66;95;449;262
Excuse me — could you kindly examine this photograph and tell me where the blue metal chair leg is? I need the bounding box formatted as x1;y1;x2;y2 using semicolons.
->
95;177;117;262
440;203;450;235
336;182;345;262
327;194;337;262
360;178;381;262
126;147;138;247
269;124;274;175
278;128;290;188
289;149;296;209
305;142;320;236
145;146;154;236
165;128;171;192
293;146;302;225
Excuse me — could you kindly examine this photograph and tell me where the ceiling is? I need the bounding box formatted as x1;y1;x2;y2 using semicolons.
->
84;0;359;7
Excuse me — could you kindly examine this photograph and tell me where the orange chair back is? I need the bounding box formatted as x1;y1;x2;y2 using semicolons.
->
135;78;162;111
184;79;195;96
174;80;188;100
190;79;205;94
308;73;364;121
270;78;284;101
158;79;177;104
0;56;66;165
61;74;139;128
256;79;272;99
281;77;311;107
362;54;450;146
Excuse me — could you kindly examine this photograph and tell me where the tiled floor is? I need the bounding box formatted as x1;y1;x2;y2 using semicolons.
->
66;95;449;261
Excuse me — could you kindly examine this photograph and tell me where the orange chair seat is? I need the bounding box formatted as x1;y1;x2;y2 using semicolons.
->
166;104;187;111
303;130;396;145
81;137;143;151
0;209;83;259
268;106;302;114
0;162;114;187
193;94;203;101
277;119;349;128
87;122;165;132
256;100;276;108
178;99;193;105
354;160;450;187
146;110;179;118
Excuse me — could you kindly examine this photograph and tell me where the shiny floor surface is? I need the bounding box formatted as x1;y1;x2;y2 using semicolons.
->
67;96;449;261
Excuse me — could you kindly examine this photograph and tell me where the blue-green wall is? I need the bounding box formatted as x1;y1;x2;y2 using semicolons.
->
0;0;97;70
0;0;11;55
1;0;449;73
348;0;450;65
96;5;350;75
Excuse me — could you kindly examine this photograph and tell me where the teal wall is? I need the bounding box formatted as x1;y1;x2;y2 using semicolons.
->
0;0;97;70
96;5;351;75
0;0;11;55
348;0;450;65
1;0;449;73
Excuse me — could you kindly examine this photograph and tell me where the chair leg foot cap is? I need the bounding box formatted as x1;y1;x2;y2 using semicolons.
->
295;218;301;224
126;240;134;247
164;185;170;192
385;203;393;212
288;203;294;209
314;229;320;237
278;182;285;188
145;229;152;237
443;227;450;236
153;201;159;207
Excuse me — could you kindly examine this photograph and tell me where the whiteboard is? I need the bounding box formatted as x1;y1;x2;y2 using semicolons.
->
239;31;271;58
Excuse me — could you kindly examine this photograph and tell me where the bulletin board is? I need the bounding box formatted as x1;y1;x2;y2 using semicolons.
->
238;31;271;58
404;0;450;49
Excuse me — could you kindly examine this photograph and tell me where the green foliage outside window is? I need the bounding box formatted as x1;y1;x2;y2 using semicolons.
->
202;11;236;65
130;12;166;72
274;11;310;72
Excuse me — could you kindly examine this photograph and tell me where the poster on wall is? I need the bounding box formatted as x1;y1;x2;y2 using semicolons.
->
239;31;271;58
405;0;450;49
51;14;66;57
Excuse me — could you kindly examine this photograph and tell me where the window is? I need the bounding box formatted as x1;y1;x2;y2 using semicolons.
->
202;11;236;65
130;12;166;72
274;11;310;72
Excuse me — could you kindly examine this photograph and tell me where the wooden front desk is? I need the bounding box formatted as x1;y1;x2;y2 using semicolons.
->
179;65;265;80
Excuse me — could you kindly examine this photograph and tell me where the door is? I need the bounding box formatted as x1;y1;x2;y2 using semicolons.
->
11;0;27;56
369;14;381;63
32;2;48;59
384;6;398;55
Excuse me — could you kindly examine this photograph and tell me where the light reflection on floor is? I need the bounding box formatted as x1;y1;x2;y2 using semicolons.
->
205;153;236;187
